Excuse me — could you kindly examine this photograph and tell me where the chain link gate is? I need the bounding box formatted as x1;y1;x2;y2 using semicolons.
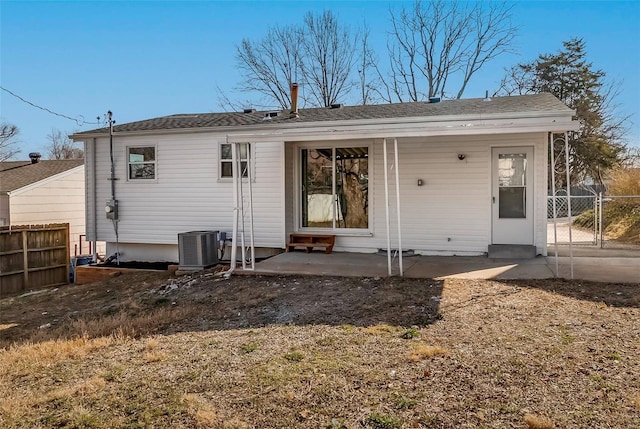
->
548;192;598;245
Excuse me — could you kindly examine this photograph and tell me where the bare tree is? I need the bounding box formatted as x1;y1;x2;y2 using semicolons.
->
46;129;83;160
378;0;517;102
0;122;20;161
230;10;358;110
357;24;381;105
235;24;303;110
299;10;357;107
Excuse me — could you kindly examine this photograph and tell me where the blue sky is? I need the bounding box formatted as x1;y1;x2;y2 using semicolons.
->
1;0;639;157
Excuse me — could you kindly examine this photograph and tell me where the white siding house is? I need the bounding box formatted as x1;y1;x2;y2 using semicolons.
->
0;158;93;255
72;93;577;264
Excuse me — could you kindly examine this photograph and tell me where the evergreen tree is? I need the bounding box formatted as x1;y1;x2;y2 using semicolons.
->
498;38;628;185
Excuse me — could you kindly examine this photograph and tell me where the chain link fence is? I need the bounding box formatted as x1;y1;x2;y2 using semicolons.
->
599;196;640;249
548;193;640;250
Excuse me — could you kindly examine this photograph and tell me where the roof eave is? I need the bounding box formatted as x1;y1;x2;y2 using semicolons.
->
70;108;575;141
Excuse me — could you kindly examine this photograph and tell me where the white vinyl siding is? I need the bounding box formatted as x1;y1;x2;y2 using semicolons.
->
286;132;547;255
92;133;284;250
0;194;9;225
88;129;548;261
9;166;86;255
84;140;97;241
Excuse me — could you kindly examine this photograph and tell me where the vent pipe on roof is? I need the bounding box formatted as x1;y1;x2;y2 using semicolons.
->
484;90;492;102
290;83;299;119
28;152;41;164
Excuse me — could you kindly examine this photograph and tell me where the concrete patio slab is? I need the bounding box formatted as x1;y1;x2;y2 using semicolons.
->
245;251;639;284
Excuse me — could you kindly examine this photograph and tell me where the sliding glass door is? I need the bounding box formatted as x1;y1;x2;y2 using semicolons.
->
301;147;369;230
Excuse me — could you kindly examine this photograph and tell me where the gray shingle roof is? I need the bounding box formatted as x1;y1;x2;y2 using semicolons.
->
0;159;84;193
72;93;571;137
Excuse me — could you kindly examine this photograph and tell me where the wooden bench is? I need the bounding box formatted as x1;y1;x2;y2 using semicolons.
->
286;233;336;254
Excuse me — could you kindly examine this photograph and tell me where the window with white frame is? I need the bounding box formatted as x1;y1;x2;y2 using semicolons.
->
300;146;369;230
220;143;251;178
127;146;156;180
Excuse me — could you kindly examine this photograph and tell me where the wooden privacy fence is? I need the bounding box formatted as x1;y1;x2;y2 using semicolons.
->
0;223;69;296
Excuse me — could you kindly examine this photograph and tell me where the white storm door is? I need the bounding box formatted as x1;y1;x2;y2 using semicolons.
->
492;147;534;245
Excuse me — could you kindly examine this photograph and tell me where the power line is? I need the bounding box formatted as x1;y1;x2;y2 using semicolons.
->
0;86;102;126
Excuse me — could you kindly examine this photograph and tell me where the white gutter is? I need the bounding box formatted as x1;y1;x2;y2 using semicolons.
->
224;120;581;143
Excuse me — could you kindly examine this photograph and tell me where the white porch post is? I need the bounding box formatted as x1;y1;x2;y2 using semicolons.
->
246;142;255;271
383;138;392;276
229;139;238;273
227;140;256;275
550;133;559;277
393;138;403;276
238;143;247;270
564;132;574;279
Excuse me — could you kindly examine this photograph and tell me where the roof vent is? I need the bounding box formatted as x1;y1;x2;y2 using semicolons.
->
243;108;256;113
330;103;343;109
483;90;492;102
28;152;41;164
428;97;440;104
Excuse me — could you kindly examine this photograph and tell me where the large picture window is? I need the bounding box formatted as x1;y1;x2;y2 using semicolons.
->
127;146;156;180
301;147;369;229
220;143;251;178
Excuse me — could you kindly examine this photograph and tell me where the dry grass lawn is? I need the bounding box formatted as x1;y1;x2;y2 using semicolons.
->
1;269;639;428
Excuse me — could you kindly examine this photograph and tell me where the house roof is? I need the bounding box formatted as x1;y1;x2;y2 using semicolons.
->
0;159;84;193
71;93;573;138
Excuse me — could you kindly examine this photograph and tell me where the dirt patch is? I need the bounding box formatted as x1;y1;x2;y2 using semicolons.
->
1;270;639;428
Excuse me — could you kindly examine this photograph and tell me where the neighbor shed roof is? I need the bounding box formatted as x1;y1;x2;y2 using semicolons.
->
71;93;573;137
0;159;84;193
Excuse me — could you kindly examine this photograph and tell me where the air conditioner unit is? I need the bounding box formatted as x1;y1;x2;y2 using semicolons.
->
178;231;218;271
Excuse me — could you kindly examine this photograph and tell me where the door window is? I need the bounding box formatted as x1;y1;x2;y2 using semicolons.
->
498;153;527;218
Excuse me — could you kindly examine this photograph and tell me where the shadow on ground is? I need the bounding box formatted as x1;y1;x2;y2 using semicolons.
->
499;277;640;308
0;271;445;347
2;268;638;348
